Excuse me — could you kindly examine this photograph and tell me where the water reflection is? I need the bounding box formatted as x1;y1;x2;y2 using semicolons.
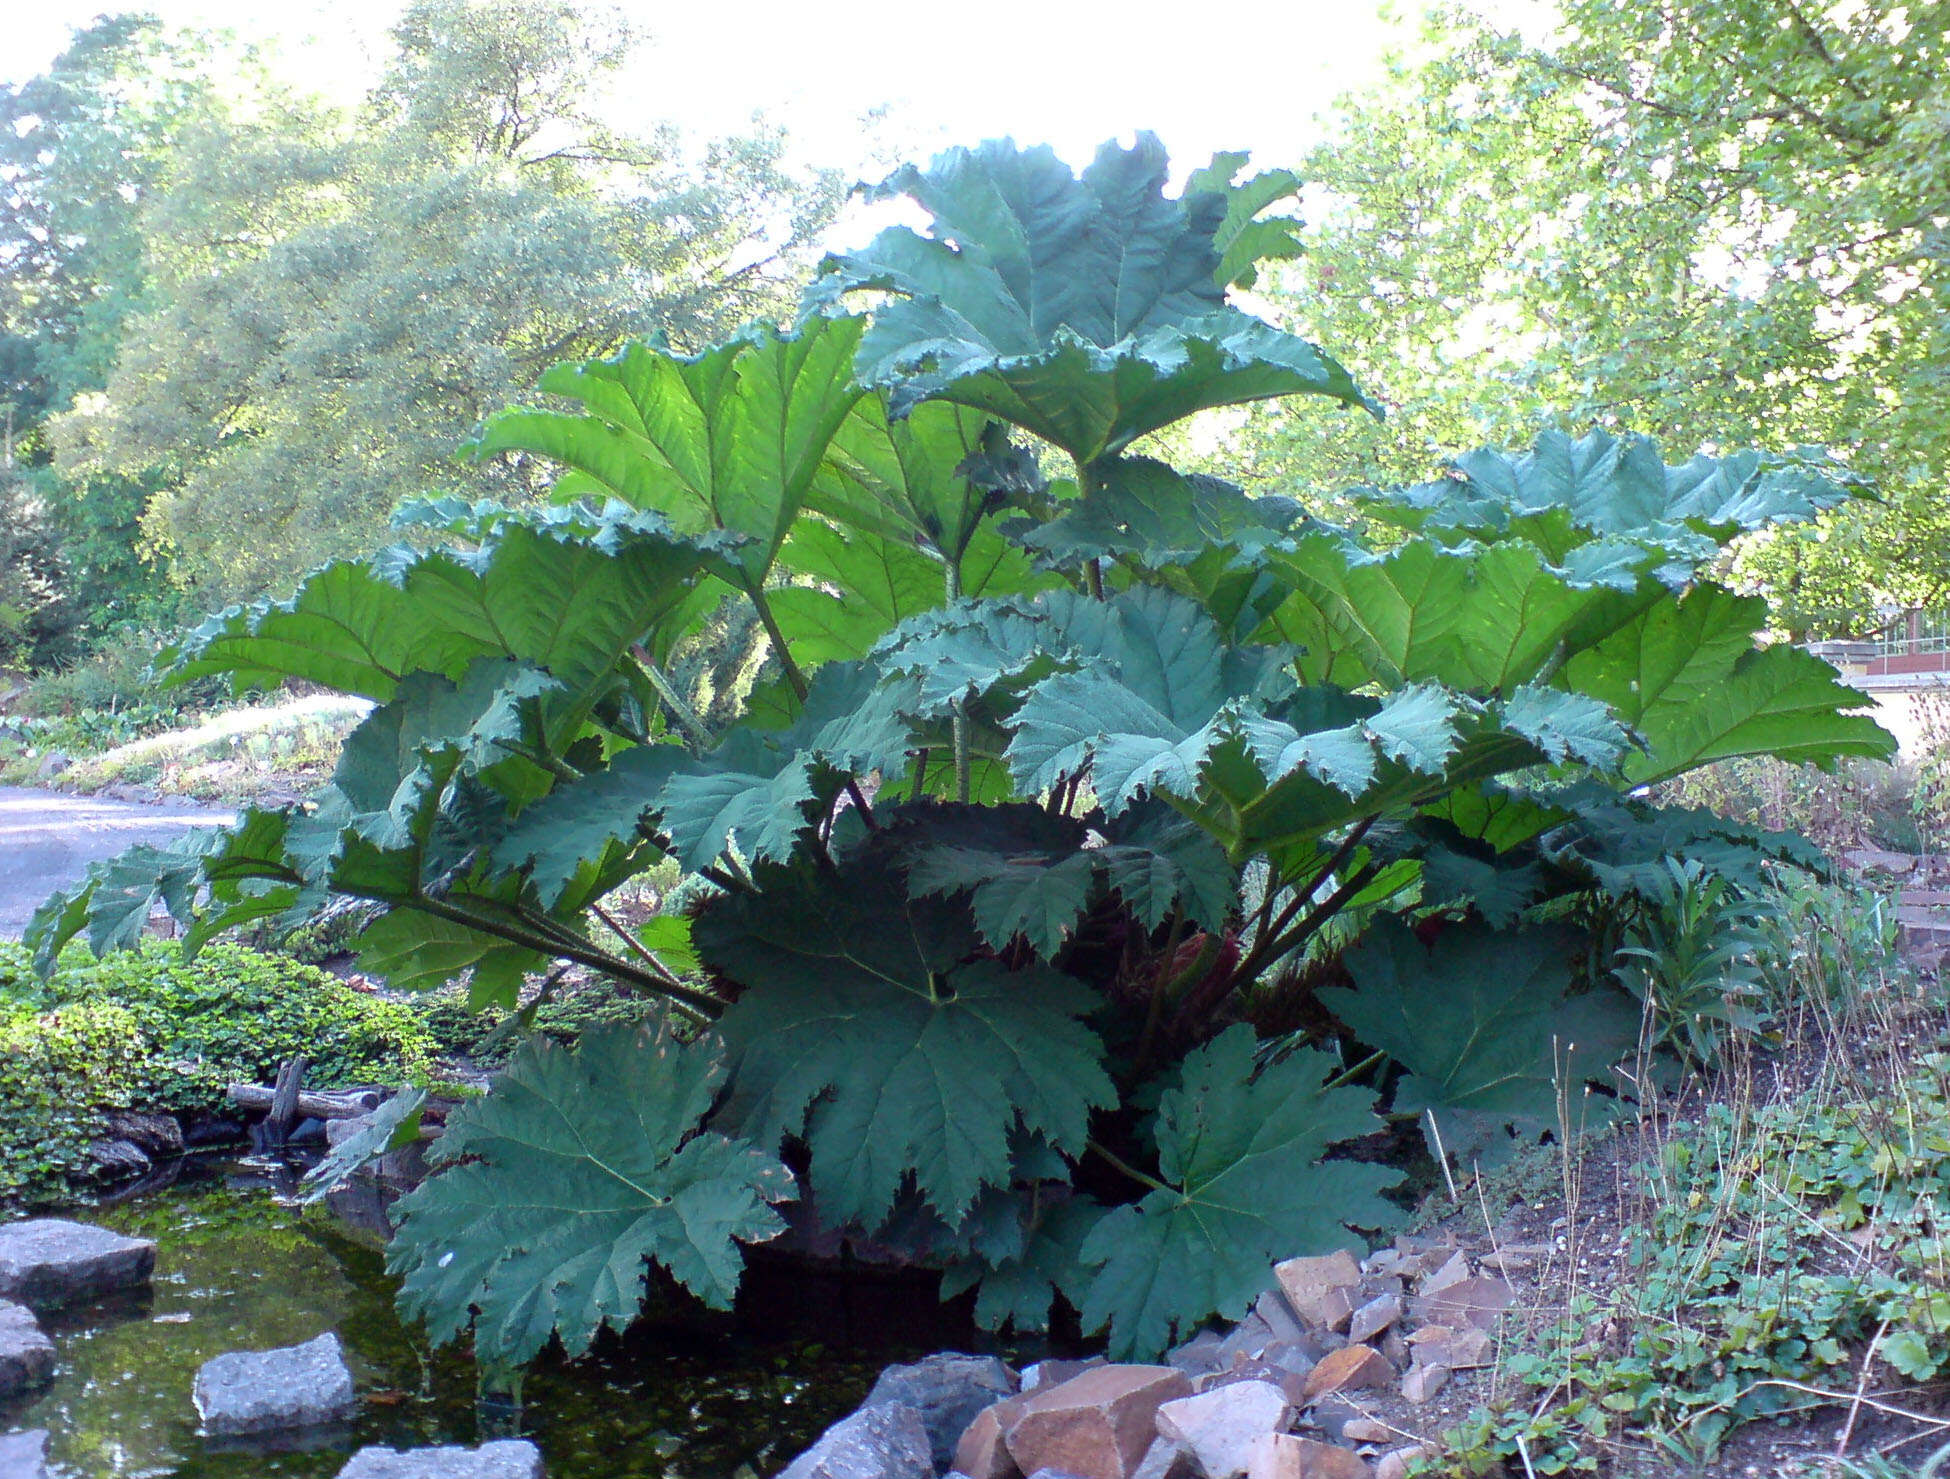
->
0;1160;888;1479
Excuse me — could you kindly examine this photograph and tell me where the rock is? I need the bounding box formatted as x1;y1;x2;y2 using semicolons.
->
86;1138;152;1181
103;1110;185;1159
1400;1365;1449;1405
1215;1313;1276;1365
35;753;69;780
1005;1366;1191;1479
1373;1449;1428;1479
0;1430;49;1479
1130;1438;1194;1479
193;1332;357;1434
1251;1290;1313;1350
1154;1380;1291;1479
867;1353;1017;1471
1337;1420;1393;1446
0;1303;54;1398
1021;1359;1104;1393
1345;1295;1401;1346
1410;1277;1511;1334
0;1219;156;1308
1272;1253;1362;1330
781;1403;934;1479
1298;1347;1392;1404
1168;1330;1228;1377
1246;1433;1371;1479
325;1109;431;1186
955;1395;1031;1479
1408;1327;1491;1371
1414;1252;1468;1296
337;1442;545;1478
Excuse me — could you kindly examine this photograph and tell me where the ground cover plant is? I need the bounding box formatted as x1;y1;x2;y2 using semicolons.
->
26;135;1896;1375
0;939;435;1200
1404;881;1950;1477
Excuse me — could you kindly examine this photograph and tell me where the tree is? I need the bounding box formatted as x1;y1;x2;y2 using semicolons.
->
1243;1;1949;634
52;0;840;600
0;14;217;654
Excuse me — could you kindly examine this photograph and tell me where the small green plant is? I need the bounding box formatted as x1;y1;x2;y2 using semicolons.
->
1611;859;1773;1068
1426;1030;1950;1473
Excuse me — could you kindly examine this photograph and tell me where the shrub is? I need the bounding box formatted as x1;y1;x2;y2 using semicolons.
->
0;1000;145;1199
30;135;1894;1371
0;939;435;1119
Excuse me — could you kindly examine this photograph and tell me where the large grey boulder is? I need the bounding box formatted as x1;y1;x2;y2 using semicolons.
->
865;1353;1017;1471
777;1402;934;1479
193;1332;356;1434
0;1304;53;1398
337;1440;545;1478
0;1219;155;1308
0;1430;49;1479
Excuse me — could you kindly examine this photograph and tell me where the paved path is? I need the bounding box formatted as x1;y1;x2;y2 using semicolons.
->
0;787;231;938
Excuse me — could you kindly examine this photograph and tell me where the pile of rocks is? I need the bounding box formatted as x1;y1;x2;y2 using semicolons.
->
780;1237;1526;1479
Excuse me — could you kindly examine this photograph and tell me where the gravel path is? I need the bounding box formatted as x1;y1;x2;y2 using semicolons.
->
0;786;231;939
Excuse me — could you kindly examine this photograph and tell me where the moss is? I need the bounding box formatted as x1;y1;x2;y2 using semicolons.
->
0;940;437;1201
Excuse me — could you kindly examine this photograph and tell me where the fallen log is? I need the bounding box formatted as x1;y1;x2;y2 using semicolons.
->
226;1084;381;1120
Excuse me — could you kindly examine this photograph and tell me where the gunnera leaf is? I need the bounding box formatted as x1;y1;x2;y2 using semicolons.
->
1076;1025;1401;1359
1320;919;1640;1168
388;1022;794;1370
811;135;1375;463
696;849;1115;1232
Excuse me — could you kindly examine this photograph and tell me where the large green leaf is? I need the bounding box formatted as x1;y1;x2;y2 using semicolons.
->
1021;457;1312;569
1366;429;1858;563
1560;584;1895;780
389;1022;795;1370
698;851;1114;1231
1261;534;1653;691
164;505;723;703
1320;920;1639;1165
464;318;864;585
24;828;224;976
812;136;1374;463
1077;1026;1400;1359
353;907;545;1009
490;745;688;908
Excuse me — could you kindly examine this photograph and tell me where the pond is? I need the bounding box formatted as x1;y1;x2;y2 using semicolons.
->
0;1158;921;1479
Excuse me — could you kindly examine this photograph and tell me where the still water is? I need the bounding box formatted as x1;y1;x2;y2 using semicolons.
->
0;1160;899;1479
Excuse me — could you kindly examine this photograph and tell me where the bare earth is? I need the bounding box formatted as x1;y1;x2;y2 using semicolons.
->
0;786;231;938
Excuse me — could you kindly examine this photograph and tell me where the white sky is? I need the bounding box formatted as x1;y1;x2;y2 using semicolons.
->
7;0;1433;181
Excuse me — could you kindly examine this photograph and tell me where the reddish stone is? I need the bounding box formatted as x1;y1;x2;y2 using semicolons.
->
1247;1432;1373;1479
1273;1253;1362;1330
1410;1276;1512;1333
1155;1380;1290;1479
1298;1346;1392;1404
1346;1294;1401;1346
1401;1364;1450;1404
1004;1365;1191;1479
956;1394;1030;1479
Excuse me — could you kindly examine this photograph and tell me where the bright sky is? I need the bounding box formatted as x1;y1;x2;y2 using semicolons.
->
8;0;1432;181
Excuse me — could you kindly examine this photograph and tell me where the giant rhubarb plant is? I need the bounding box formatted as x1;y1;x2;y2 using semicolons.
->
31;135;1892;1366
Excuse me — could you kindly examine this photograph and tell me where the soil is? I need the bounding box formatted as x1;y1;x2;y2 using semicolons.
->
1322;945;1950;1478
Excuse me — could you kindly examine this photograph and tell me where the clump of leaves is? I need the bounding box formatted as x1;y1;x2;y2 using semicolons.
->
28;135;1892;1369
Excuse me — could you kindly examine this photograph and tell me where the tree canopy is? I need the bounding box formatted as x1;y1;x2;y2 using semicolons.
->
4;1;839;636
1243;0;1948;635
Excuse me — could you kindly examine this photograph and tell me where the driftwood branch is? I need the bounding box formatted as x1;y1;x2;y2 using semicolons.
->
227;1083;380;1121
